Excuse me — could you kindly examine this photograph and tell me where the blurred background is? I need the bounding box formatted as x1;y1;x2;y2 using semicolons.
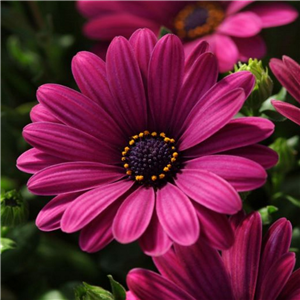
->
1;1;300;299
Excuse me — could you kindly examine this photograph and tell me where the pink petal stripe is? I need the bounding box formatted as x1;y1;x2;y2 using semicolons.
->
127;269;195;300
183;117;274;158
179;88;246;150
222;212;262;300
28;162;124;195
248;2;298;27
139;209;172;257
185;155;267;192
30;104;59;123
184;41;210;72
23;122;119;164
278;268;300;300
175;169;241;214
113;187;155;243
156;183;199;246
79;200;121;253
222;144;278;170
61;180;135;233
17;148;65;174
173;242;235;299
270;58;300;103
271;101;300;126
225;1;254;15
217;12;262;37
256;253;295;300
37;84;126;147
193;202;234;250
36;192;81;231
106;36;148;133
283;56;300;82
256;218;292;297
148;34;184;132
233;35;266;61
171;52;218;133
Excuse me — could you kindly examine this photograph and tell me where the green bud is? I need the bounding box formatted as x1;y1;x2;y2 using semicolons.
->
258;205;278;225
1;190;29;227
234;59;273;116
74;282;113;300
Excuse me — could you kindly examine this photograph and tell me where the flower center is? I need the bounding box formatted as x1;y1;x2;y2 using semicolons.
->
122;131;180;186
174;1;224;40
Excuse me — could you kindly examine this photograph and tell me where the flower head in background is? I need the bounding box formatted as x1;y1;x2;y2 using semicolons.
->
270;56;300;125
17;30;277;255
77;1;298;72
127;212;300;300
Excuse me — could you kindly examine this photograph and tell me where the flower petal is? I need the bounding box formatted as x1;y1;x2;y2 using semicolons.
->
156;183;199;246
175;169;241;214
106;36;148;133
271;101;300;126
222;212;262;300
76;1;123;18
185;155;267;192
30;104;59;123
283;56;300;82
217;12;262;37
249;2;298;27
225;1;254;15
278;268;300;300
127;269;195;300
139;209;172;257
61;180;134;233
148;34;184;132
113;187;155;243
179;88;246;150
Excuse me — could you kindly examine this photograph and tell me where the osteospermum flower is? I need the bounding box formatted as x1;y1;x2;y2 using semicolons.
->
77;1;298;72
127;212;300;300
17;29;278;255
270;56;300;125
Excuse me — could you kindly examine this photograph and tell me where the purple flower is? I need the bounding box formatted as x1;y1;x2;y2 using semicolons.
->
270;56;300;126
17;30;277;255
77;1;298;72
127;212;300;300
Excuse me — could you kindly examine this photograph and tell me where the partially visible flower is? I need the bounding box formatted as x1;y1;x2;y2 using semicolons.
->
17;29;277;256
77;1;298;72
270;56;300;125
127;212;300;300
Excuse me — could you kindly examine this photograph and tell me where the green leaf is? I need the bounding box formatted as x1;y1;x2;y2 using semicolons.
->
38;290;68;300
260;109;287;122
258;205;278;225
108;275;126;300
158;26;172;38
285;195;300;208
260;87;287;112
0;237;16;253
74;282;113;300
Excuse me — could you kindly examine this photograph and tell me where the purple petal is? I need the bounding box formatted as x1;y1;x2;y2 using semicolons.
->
249;2;298;27
113;187;155;243
61;180;134;233
106;36;148;133
222;212;262;300
28;162;124;195
179;88;246;150
156;183;199;246
193;202;234;250
127;269;195;300
183;117;274;158
217;12;262;37
36;192;81;231
139;209;172;257
256;253;295;300
225;1;254;15
175;169;241;214
148;34;184;131
185;155;267;192
184;41;210;72
76;1;123;18
17;148;65;174
30;104;59;123
272;101;300;126
278;268;300;300
283;56;300;82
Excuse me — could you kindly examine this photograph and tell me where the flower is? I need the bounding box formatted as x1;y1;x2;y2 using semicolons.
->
77;1;298;72
270;56;300;125
17;29;277;255
127;212;300;300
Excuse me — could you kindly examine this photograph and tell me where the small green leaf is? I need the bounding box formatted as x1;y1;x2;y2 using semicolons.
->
108;275;126;300
0;237;16;253
285;195;300;208
74;282;113;300
260;109;287;122
158;26;172;38
260;87;287;112
258;205;278;225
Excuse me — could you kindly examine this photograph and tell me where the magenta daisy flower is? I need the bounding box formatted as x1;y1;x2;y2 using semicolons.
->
127;212;300;300
77;1;298;72
270;56;300;125
17;29;277;255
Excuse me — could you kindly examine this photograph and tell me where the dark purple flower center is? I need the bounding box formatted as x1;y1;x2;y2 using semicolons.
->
174;1;224;40
122;131;180;186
